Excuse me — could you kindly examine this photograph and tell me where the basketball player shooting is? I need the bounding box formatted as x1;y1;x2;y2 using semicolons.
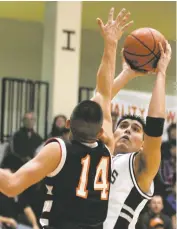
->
0;8;133;229
102;41;172;228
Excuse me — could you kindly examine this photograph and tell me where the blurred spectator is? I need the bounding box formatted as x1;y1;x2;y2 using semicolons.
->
0;154;39;229
153;173;167;198
160;143;176;188
48;114;67;139
35;115;70;155
163;174;176;229
138;195;173;229
149;217;164;229
161;123;176;160
0;215;17;229
171;215;176;229
35;127;70;155
1;154;24;172
8;111;43;162
0;192;39;229
1;154;46;221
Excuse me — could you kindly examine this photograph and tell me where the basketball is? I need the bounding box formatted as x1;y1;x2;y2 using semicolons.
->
123;28;166;72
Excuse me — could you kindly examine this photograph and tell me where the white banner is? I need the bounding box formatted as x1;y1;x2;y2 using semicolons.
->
111;90;176;140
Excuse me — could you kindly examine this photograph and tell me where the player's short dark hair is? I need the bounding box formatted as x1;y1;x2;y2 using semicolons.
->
116;114;146;131
70;100;103;142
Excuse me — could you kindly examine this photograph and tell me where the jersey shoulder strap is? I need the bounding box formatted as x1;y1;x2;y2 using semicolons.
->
45;137;67;177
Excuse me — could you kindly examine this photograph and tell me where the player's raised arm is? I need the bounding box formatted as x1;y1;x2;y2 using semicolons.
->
0;141;62;197
92;8;133;153
134;41;172;192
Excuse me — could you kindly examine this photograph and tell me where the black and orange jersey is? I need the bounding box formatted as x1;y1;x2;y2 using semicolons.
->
40;138;111;229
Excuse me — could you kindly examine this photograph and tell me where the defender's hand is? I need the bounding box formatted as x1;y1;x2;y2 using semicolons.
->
97;8;133;45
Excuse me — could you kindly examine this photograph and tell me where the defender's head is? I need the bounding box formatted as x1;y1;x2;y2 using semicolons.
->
66;100;103;142
114;114;145;155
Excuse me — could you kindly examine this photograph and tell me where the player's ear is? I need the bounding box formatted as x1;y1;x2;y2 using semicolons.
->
97;127;104;138
65;120;70;128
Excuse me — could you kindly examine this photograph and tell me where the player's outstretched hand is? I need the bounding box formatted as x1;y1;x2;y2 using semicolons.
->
97;8;133;44
156;40;172;76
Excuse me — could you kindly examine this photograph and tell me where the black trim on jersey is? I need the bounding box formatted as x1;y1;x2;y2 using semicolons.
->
121;208;133;218
113;186;144;229
129;152;153;199
123;186;144;211
44;138;59;146
42;212;50;219
45;178;55;186
114;217;129;229
44;195;54;201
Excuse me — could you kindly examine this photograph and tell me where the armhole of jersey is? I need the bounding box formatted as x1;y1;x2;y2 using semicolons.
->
46;138;67;177
129;152;154;200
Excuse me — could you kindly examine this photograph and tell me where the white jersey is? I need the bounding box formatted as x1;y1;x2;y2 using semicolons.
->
104;152;154;229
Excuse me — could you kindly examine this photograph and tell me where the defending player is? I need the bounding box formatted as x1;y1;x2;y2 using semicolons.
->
0;8;133;229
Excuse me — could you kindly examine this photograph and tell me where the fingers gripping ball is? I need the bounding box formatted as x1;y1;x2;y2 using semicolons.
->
123;28;166;72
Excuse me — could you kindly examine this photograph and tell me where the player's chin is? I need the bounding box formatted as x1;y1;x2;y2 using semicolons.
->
115;142;130;153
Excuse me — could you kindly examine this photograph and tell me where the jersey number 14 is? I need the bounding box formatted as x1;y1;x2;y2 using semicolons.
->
76;155;109;200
